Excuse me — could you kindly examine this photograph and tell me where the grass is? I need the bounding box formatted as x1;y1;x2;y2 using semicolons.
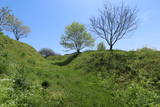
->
0;34;160;107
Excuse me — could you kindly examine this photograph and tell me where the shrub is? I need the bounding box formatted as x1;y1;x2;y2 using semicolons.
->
27;59;36;65
97;42;106;51
41;80;50;89
39;48;58;58
0;63;6;74
113;82;160;107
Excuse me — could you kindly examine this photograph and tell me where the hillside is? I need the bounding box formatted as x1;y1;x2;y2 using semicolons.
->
0;33;48;66
48;49;160;107
0;34;160;107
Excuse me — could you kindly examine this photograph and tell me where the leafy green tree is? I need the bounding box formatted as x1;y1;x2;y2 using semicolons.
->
60;22;95;53
6;15;31;41
97;42;106;51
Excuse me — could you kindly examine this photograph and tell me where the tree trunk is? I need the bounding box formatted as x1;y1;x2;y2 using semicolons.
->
109;45;113;51
77;49;80;54
16;38;19;41
15;35;19;41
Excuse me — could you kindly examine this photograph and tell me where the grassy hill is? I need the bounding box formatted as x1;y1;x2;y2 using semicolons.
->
48;50;160;107
0;33;48;66
0;34;160;107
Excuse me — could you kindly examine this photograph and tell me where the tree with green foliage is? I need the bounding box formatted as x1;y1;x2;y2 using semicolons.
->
97;42;106;51
6;15;31;41
60;22;95;53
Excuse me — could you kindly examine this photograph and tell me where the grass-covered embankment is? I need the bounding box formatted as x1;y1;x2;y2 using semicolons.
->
0;34;160;106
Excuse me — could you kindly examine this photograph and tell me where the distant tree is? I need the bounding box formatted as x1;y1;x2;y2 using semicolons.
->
39;48;58;58
97;42;106;51
0;7;11;32
90;2;138;50
60;22;95;53
6;15;31;41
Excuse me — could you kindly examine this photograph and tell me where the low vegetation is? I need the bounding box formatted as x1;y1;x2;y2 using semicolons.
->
39;48;59;58
0;33;160;106
0;1;159;107
97;42;106;51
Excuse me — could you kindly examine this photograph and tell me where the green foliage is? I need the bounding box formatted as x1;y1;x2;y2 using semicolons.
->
0;33;160;106
0;63;6;74
114;82;160;107
41;80;50;89
97;42;106;51
54;53;79;66
60;22;95;53
0;34;48;67
47;49;160;106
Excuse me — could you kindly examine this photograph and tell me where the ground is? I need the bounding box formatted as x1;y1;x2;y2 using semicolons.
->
0;34;160;107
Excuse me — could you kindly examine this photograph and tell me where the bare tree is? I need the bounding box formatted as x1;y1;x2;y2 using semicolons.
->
0;7;11;31
7;15;31;41
90;2;138;50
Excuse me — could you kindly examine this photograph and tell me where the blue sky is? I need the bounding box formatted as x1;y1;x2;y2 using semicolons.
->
0;0;160;54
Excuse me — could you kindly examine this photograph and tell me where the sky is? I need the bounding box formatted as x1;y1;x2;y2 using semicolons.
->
0;0;160;54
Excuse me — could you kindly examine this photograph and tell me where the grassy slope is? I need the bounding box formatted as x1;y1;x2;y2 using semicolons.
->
48;49;160;107
0;35;111;106
0;34;160;107
0;34;48;66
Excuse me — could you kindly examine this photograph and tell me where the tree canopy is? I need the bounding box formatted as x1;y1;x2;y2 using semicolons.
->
39;48;58;58
6;15;31;41
97;42;106;51
60;22;95;53
0;7;11;32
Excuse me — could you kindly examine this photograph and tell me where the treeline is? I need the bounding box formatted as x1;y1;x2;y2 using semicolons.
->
0;1;138;56
46;2;138;57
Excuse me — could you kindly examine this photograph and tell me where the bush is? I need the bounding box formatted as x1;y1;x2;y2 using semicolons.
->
39;48;59;58
41;80;50;89
97;42;106;51
113;82;160;107
0;63;6;74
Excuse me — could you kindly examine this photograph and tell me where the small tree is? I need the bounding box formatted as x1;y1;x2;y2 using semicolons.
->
97;42;106;51
0;7;11;32
90;2;138;50
39;48;57;58
60;22;95;53
7;15;31;41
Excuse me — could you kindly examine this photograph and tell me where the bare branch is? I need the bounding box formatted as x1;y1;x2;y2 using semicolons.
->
90;2;138;50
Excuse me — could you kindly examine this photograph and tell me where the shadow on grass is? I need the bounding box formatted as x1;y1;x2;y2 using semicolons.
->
54;53;79;66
